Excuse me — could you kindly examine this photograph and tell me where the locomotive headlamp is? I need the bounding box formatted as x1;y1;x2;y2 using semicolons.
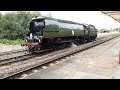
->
25;39;28;42
39;39;41;43
30;33;33;39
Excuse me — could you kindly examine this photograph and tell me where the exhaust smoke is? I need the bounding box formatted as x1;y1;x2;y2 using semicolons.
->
71;42;78;47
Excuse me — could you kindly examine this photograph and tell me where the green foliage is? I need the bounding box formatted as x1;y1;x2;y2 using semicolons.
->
0;13;2;20
0;11;42;40
0;39;24;45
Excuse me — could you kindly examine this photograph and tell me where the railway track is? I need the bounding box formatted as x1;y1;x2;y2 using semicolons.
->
0;48;55;66
0;34;119;79
0;50;28;61
0;53;35;66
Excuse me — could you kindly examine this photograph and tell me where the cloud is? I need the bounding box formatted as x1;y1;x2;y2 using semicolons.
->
1;11;120;29
41;11;120;29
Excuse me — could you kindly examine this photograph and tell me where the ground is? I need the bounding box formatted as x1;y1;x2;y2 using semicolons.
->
0;44;23;53
24;34;120;79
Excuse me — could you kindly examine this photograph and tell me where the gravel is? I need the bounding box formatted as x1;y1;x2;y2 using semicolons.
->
0;44;23;53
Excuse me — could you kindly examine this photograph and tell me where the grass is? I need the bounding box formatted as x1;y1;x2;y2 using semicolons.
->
0;39;24;45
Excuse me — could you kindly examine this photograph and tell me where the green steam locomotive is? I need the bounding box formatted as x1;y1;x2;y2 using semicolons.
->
22;16;97;52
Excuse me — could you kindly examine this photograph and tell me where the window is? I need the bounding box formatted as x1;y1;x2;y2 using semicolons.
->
35;22;44;27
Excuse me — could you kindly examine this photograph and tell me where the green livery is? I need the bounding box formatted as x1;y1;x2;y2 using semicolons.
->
27;16;97;43
24;16;97;52
42;17;97;38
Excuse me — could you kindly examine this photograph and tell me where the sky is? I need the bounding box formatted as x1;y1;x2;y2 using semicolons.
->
1;11;120;30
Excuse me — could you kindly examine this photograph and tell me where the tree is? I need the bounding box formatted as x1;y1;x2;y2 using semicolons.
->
31;11;41;17
0;11;42;40
0;13;2;20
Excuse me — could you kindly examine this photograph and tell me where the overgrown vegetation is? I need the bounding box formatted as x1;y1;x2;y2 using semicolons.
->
0;11;42;44
0;39;24;45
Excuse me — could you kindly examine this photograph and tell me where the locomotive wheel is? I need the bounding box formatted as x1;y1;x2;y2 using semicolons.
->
28;47;34;53
93;37;96;41
81;38;86;44
91;37;96;41
76;40;80;45
91;37;94;41
66;43;71;47
25;46;33;53
87;38;92;42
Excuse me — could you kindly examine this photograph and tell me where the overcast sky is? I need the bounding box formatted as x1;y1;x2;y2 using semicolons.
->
1;11;120;30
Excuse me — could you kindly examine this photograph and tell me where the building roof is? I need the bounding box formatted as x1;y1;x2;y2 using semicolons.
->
102;11;120;23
